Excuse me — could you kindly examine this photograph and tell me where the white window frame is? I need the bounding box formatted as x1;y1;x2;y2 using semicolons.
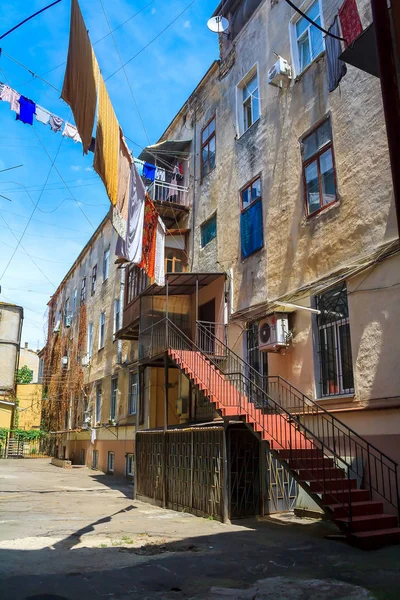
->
95;385;102;424
113;298;121;336
126;453;134;477
236;64;260;137
110;376;118;420
103;247;110;281
72;288;77;314
87;322;93;360
99;311;106;350
289;0;325;78
129;372;138;415
107;451;115;473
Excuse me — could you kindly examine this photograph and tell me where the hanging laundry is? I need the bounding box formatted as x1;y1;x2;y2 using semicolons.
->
112;128;132;239
0;85;20;114
139;196;158;278
93;76;119;206
167;165;180;202
133;158;144;177
338;0;363;48
49;114;64;133
143;162;156;181
115;163;146;264
16;96;36;125
61;0;99;153
88;137;96;153
325;18;347;92
62;122;82;143
155;166;166;182
154;217;166;286
35;105;50;125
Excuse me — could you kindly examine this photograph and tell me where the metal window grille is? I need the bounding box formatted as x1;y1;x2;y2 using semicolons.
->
316;282;354;396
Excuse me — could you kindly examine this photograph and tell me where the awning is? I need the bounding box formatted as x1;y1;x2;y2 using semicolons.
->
140;272;226;297
138;140;192;164
339;23;379;78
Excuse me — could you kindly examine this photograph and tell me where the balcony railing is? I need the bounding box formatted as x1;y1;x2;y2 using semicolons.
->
147;179;189;208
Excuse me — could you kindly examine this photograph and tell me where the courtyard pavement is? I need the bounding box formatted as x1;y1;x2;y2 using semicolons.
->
0;459;399;599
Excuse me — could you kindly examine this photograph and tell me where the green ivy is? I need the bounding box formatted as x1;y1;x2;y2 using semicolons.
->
0;428;47;441
17;365;33;384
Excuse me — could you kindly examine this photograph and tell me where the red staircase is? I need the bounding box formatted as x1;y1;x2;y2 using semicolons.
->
162;325;400;549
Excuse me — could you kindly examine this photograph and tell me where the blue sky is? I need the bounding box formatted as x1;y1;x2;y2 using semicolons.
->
0;0;218;348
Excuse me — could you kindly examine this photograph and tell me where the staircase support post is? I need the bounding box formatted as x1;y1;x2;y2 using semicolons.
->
222;426;229;523
163;352;169;509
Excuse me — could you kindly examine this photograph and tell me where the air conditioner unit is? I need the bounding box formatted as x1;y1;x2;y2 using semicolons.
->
65;315;72;328
268;57;291;88
258;313;290;352
53;320;60;333
81;354;90;367
62;355;68;367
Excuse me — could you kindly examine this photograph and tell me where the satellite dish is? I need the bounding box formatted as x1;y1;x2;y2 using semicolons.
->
207;15;229;34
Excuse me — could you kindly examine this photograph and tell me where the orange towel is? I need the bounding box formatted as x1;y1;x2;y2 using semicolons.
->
61;0;99;153
94;76;119;206
112;128;132;237
139;196;158;278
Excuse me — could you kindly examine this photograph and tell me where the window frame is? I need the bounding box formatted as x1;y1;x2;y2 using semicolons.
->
99;311;106;350
236;65;260;137
103;246;110;282
107;451;115;473
91;265;97;296
301;117;338;218
110;376;118;421
240;175;264;259
80;277;86;306
200;115;216;180
64;298;70;325
165;248;186;274
127;266;149;305
95;384;102;424
128;371;138;415
87;321;93;360
72;288;77;314
92;449;99;470
113;298;121;336
126;453;134;477
200;213;217;248
290;0;325;77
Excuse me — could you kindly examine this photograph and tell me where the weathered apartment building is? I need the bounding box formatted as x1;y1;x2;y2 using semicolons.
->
47;0;400;546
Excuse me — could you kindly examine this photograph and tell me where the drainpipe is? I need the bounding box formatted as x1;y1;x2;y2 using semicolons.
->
370;0;400;238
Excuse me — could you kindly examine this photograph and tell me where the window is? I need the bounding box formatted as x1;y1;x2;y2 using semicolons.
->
64;298;70;325
201;116;216;178
240;177;263;258
201;214;217;248
126;453;134;477
247;323;268;390
91;265;97;296
302;118;337;216
165;248;185;274
238;70;259;135
292;0;324;74
128;372;138;415
72;288;77;314
103;247;110;281
315;282;354;397
107;451;115;473
95;385;102;423
110;377;118;421
127;266;149;304
92;449;99;469
87;322;93;360
80;277;86;305
112;298;120;335
99;312;106;349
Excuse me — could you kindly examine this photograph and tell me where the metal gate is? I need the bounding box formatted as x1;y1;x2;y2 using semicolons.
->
136;427;225;520
266;449;298;513
0;433;55;459
228;427;260;519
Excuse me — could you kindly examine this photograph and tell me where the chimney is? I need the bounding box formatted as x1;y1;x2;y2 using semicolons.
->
24;342;28;349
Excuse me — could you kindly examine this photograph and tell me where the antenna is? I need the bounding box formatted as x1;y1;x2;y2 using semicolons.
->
207;15;229;34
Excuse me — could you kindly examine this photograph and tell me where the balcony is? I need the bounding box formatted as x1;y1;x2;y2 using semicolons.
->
147;179;189;209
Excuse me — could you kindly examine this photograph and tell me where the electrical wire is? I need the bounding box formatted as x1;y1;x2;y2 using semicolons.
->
0;208;93;234
0;1;62;40
283;0;347;44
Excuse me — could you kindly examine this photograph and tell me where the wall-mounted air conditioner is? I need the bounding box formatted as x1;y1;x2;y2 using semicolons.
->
62;355;68;367
258;313;290;352
268;57;291;88
65;315;72;328
81;354;90;367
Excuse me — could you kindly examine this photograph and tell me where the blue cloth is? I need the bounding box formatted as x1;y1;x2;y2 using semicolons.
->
241;200;263;259
143;162;156;181
16;95;36;125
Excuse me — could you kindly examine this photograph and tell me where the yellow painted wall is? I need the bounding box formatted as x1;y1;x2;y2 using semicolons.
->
16;384;42;430
0;404;13;428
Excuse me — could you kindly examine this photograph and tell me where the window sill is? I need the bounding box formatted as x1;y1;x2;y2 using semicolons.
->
294;51;325;83
316;394;355;403
236;117;260;141
241;245;264;262
98;347;104;353
304;199;340;222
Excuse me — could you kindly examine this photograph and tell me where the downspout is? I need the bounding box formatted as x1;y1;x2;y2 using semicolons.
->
190;104;197;271
370;0;400;238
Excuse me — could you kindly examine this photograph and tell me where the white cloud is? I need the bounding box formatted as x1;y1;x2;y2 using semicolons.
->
84;167;93;172
71;165;81;172
151;7;156;14
183;20;191;29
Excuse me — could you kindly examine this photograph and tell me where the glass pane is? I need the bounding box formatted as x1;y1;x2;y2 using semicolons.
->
310;16;323;60
298;33;311;71
251;94;259;123
167;250;174;259
317;119;332;148
209;136;216;171
306;1;320;21
296;15;308;39
242;186;251;209
166;259;173;273
305;160;320;214
175;261;183;273
243;75;257;100
339;323;354;391
201;215;217;247
303;131;317;160
208;118;215;136
201;126;208;143
243;98;252;130
320;148;336;205
251;178;261;201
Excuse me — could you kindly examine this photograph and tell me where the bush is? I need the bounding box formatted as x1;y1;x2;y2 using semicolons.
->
17;366;33;384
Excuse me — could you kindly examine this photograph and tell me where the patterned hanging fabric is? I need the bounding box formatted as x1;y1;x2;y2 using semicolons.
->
139;196;158;278
338;0;362;47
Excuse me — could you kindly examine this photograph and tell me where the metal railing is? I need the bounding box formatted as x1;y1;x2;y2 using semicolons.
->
147;180;189;207
194;321;400;523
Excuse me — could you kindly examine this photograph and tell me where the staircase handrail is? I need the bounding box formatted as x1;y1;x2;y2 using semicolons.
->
195;321;399;517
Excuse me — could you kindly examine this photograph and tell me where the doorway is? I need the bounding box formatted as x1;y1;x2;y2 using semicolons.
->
228;427;260;519
198;299;215;353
